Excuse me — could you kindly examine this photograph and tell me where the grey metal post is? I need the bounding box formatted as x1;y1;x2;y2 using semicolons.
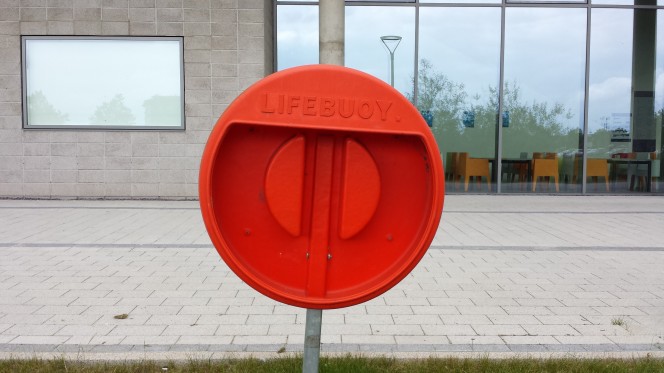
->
380;36;401;88
305;2;343;372
390;52;395;87
303;308;323;373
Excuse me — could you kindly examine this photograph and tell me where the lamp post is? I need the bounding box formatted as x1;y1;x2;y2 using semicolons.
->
380;35;402;87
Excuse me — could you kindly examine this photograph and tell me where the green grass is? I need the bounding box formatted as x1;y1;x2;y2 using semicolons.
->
1;356;664;373
612;318;626;327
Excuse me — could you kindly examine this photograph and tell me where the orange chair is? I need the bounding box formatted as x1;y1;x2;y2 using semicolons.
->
586;158;609;192
532;153;559;192
456;152;491;192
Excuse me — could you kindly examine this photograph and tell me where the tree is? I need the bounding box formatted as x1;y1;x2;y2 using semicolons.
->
89;94;136;125
475;81;574;157
406;59;468;153
408;59;576;158
27;91;69;125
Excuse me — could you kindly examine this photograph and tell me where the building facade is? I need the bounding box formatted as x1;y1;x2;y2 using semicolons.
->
0;0;272;199
1;0;663;198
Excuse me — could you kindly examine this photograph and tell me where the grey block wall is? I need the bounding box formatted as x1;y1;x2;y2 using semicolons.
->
0;0;272;199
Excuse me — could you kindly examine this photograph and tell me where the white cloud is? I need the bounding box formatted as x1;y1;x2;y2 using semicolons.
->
588;76;632;130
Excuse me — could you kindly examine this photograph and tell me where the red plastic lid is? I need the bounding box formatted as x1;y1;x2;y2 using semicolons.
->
199;65;444;309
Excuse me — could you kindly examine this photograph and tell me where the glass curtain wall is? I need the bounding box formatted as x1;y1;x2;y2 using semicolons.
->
419;7;501;192
587;8;663;193
587;9;634;193
346;7;416;99
275;0;664;194
502;8;586;193
276;5;318;69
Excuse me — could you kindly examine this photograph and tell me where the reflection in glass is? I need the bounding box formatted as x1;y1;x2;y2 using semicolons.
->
274;2;663;194
502;8;586;193
657;10;663;192
587;9;633;193
588;9;662;193
89;94;136;125
591;0;662;6
421;0;500;4
23;37;183;128
418;7;501;192
507;0;586;3
380;35;402;87
345;6;415;98
277;5;318;70
26;91;69;125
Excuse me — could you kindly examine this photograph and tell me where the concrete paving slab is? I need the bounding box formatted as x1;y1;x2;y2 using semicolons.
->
0;196;663;358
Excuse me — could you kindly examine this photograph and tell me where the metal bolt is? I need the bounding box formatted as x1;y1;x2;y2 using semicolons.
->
327;253;332;260
306;252;310;259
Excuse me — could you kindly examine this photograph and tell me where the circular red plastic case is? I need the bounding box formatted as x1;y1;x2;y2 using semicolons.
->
199;65;444;309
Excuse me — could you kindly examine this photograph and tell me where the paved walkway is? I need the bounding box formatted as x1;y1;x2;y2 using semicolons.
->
0;195;663;359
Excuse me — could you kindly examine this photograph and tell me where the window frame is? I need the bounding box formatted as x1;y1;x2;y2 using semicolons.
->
21;35;186;131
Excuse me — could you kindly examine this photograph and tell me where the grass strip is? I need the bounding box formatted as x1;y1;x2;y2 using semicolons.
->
1;356;664;373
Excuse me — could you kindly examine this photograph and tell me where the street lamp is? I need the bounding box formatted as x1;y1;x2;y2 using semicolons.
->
380;35;402;87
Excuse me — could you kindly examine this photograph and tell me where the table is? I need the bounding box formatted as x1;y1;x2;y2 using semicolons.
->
607;158;652;192
485;158;532;188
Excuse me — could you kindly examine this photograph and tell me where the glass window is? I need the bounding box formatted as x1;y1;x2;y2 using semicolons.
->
507;0;587;3
275;2;664;194
277;5;319;70
657;9;664;192
422;0;500;4
347;0;415;2
587;9;633;171
591;0;663;6
588;9;663;193
22;36;184;130
502;8;586;193
345;6;415;98
419;7;501;193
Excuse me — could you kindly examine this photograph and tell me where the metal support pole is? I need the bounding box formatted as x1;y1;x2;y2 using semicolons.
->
305;1;343;372
303;309;323;373
319;0;344;66
390;52;395;87
380;36;401;88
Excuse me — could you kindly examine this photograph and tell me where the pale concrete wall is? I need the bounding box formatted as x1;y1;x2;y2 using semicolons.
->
0;0;272;199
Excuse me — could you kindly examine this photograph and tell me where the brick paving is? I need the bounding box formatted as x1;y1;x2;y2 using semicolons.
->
0;195;663;359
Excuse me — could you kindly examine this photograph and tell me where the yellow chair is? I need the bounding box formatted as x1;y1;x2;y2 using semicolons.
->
586;158;609;192
532;153;559;192
456;152;491;192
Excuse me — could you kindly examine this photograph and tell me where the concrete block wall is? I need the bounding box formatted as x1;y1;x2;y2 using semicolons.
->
0;0;272;199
